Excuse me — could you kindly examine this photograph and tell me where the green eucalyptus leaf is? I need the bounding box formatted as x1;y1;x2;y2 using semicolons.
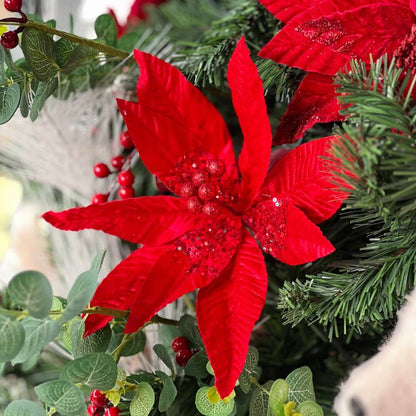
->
238;370;251;394
285;367;315;405
0;83;20;124
179;315;203;348
269;379;289;415
20;83;30;118
122;330;146;356
62;316;82;352
21;352;40;372
249;381;273;416
244;346;259;371
130;382;155;416
21;28;57;81
156;370;177;412
94;14;117;46
297;401;324;416
12;318;59;364
4;400;46;416
118;32;140;52
90;249;106;274
30;77;58;121
153;344;174;372
8;271;53;318
195;387;234;416
61;352;117;390
0;315;25;362
185;350;209;378
58;265;99;324
54;38;76;67
35;380;86;416
79;325;112;356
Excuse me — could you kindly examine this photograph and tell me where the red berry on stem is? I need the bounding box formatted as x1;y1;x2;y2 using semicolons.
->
4;0;22;12
105;408;121;416
175;349;193;367
119;130;134;149
111;155;125;171
91;193;108;204
0;31;18;49
88;403;104;416
171;336;190;352
90;389;109;407
93;163;110;178
119;186;135;199
118;170;135;187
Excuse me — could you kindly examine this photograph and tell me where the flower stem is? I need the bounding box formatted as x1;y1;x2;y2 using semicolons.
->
249;375;270;395
3;19;130;60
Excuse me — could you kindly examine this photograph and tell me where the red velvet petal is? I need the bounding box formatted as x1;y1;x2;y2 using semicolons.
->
196;229;267;398
258;0;406;23
117;51;237;179
276;201;335;265
273;73;342;144
43;196;195;246
124;214;243;333
411;0;416;15
262;137;349;224
227;38;272;211
84;245;166;336
259;2;413;76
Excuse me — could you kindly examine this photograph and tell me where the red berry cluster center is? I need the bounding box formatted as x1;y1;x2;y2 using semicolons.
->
161;152;237;217
171;336;196;367
394;23;416;71
88;390;120;416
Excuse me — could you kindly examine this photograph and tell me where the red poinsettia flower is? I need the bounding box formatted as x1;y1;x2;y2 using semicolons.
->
43;38;347;398
109;0;167;37
259;0;416;144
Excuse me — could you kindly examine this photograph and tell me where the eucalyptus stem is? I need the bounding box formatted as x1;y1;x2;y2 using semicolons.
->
0;308;28;318
3;19;131;60
83;306;130;318
112;333;132;362
249;375;270;395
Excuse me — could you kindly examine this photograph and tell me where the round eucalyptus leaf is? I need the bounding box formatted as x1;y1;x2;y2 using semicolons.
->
285;366;316;404
0;83;20;124
195;387;234;416
80;325;112;355
130;382;155;416
5;400;46;416
61;352;117;391
269;378;289;415
297;401;324;416
8;271;53;318
35;380;86;416
0;315;24;362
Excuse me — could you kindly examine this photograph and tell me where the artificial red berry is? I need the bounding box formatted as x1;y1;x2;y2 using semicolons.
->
198;183;216;202
93;163;110;178
104;408;121;416
178;182;196;198
119;130;134;149
202;202;219;217
87;403;104;416
175;348;193;367
171;336;190;352
4;0;22;12
117;170;135;187
91;193;108;204
110;155;125;171
90;389;109;407
119;186;135;199
0;31;18;49
207;159;224;176
192;171;209;187
186;196;202;214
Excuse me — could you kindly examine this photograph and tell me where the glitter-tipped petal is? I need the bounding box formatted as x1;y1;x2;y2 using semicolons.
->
43;196;195;246
228;38;271;211
273;73;342;145
196;229;267;398
259;2;413;76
